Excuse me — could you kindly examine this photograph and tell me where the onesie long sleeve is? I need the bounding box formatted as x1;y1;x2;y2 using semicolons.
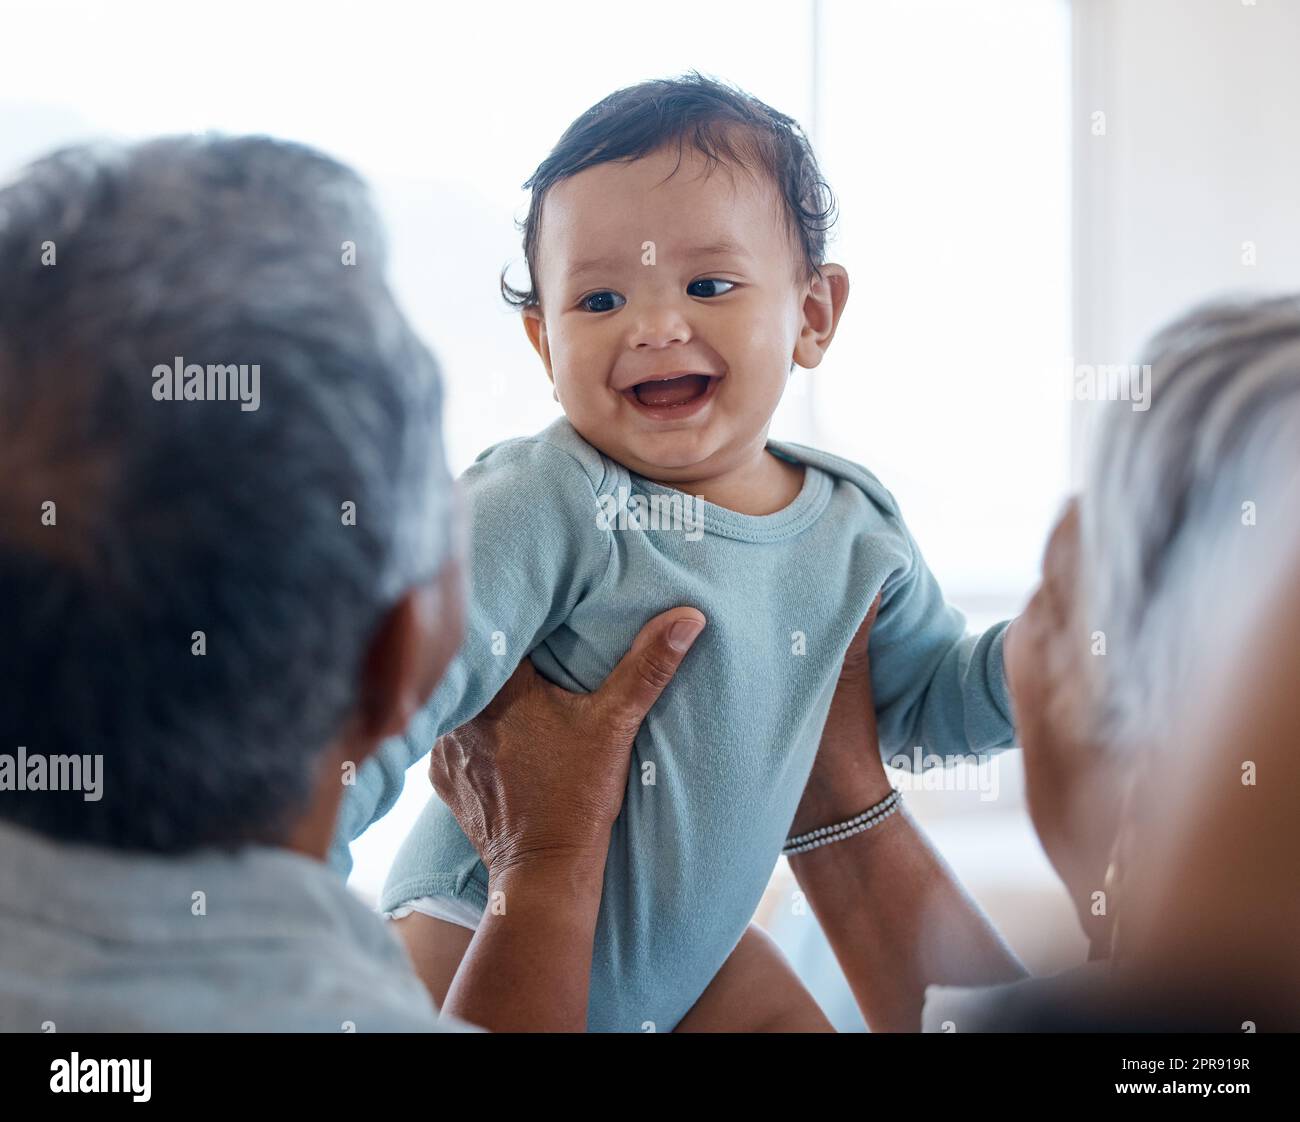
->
330;417;1016;1031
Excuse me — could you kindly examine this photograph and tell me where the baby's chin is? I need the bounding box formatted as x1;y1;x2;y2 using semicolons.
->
596;428;741;485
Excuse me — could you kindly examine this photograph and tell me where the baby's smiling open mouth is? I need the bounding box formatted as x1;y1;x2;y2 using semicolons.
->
631;373;711;407
619;372;720;420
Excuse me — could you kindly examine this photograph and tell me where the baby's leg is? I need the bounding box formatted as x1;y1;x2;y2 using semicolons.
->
391;911;473;1010
393;912;831;1032
675;924;835;1033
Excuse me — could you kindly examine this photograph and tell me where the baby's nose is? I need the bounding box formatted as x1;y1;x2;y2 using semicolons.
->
629;305;691;349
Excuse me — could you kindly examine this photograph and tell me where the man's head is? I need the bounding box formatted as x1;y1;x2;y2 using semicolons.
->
0;135;462;854
506;73;849;485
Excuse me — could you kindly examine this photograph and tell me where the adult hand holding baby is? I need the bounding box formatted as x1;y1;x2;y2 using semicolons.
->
429;606;705;1031
787;593;1027;1031
787;593;891;839
428;607;707;877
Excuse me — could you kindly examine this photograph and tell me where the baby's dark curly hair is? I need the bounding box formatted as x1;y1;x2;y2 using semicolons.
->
502;71;838;310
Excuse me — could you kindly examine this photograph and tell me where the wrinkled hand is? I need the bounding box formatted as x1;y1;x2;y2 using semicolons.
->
1005;499;1122;942
428;608;706;877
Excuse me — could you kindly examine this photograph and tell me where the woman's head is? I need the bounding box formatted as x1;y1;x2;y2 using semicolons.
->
1008;295;1300;944
1081;294;1300;750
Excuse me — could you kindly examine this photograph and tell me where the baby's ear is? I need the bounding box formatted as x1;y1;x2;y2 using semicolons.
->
522;307;553;378
793;265;850;370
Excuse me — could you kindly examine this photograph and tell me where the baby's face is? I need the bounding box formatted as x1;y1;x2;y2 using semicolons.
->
524;143;815;485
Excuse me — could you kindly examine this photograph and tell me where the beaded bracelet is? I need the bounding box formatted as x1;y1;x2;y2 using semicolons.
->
782;789;901;856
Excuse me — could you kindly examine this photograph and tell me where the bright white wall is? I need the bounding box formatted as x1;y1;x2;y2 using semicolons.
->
0;0;813;477
813;0;1073;611
1072;0;1300;473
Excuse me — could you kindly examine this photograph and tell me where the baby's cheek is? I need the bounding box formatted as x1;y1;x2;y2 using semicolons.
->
742;317;797;375
553;362;609;412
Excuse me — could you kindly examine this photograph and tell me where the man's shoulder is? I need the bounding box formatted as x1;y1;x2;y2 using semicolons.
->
0;906;474;1033
0;822;477;1033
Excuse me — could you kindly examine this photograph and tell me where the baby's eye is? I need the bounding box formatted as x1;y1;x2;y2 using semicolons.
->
581;291;626;313
687;278;736;298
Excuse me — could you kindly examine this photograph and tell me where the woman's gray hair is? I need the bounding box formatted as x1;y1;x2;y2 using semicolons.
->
0;135;454;851
1082;294;1300;750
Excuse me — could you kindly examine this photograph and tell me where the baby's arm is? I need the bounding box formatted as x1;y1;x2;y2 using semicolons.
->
393;913;832;1033
868;520;1017;760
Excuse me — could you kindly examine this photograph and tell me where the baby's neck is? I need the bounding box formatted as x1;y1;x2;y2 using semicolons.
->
645;446;805;517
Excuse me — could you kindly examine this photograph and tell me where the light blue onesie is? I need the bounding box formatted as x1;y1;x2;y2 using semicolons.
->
330;417;1015;1031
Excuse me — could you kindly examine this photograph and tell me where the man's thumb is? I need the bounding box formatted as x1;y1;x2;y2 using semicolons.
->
597;607;706;729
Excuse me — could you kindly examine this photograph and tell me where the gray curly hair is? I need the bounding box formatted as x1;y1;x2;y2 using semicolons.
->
0;135;454;851
1081;294;1300;749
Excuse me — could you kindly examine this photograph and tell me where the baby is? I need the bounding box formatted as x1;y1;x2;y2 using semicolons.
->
330;74;1017;1031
